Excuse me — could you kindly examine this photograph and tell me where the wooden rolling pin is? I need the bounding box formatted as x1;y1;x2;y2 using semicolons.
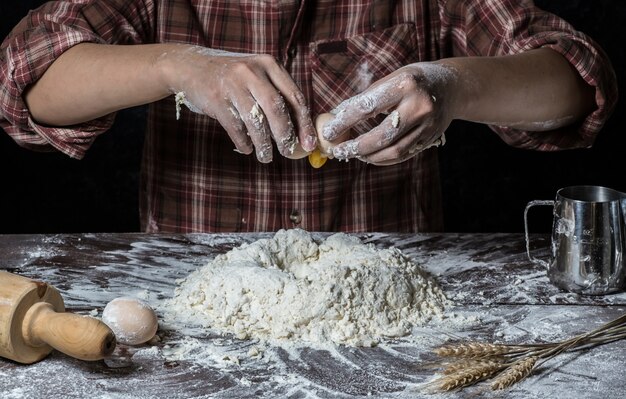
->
0;270;116;364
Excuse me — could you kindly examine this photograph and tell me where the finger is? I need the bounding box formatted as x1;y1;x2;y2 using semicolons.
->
330;85;440;160
233;93;273;163
213;103;253;154
322;74;406;141
260;56;317;152
361;124;442;165
331;110;404;160
361;126;423;165
248;85;299;157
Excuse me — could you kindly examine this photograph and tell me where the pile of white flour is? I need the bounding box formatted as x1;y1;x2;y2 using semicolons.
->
168;229;447;347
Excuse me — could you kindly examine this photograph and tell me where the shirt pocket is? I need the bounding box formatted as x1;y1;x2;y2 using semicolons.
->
309;23;419;134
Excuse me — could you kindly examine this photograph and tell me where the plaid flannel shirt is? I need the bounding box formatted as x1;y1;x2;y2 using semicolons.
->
0;0;617;232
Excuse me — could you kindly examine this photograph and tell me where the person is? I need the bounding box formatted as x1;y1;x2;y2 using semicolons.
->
0;0;617;233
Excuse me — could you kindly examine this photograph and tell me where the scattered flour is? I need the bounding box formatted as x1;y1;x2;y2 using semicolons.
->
167;229;447;347
390;110;400;128
356;60;374;92
174;92;186;120
249;102;264;124
174;91;202;120
408;133;446;155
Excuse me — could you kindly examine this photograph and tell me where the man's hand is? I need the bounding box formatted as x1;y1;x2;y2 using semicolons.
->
321;62;456;166
320;48;595;166
25;43;317;162
160;46;317;163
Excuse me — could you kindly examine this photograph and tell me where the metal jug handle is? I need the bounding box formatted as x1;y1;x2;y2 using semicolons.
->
524;200;554;268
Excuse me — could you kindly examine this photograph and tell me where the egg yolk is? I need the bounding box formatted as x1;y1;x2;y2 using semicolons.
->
308;148;327;168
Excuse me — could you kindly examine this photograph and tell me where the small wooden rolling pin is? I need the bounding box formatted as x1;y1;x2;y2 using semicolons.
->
0;270;116;364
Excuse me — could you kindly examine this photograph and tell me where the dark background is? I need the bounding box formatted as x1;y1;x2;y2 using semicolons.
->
0;0;623;234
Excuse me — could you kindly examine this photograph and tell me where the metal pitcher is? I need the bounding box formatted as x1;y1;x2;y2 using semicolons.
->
525;185;626;295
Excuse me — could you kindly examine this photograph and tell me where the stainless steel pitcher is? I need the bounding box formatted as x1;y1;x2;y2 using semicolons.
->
525;185;626;295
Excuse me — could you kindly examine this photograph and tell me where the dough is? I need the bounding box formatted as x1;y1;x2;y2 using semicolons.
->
102;297;158;346
169;229;446;347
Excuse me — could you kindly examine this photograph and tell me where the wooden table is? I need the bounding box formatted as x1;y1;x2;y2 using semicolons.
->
1;232;625;398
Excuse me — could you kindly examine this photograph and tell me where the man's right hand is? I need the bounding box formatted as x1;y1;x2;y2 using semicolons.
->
25;43;317;163
159;45;317;162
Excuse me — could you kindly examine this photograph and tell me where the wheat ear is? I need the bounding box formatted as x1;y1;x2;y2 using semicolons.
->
428;361;506;392
441;358;506;375
433;342;530;358
490;356;538;390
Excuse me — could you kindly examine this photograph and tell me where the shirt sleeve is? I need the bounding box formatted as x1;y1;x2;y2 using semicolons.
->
439;0;618;151
0;0;156;159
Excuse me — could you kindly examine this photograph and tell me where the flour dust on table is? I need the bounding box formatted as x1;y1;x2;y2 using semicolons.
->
167;229;447;347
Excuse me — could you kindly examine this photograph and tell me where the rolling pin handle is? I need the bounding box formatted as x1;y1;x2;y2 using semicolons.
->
22;302;116;361
34;281;48;298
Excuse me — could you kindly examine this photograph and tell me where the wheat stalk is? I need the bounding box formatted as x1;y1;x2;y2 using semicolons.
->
426;312;626;393
433;342;533;358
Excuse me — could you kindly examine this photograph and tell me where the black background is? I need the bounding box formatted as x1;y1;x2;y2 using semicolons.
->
1;0;624;234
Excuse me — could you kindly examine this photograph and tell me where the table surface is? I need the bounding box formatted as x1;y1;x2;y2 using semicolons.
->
1;232;625;399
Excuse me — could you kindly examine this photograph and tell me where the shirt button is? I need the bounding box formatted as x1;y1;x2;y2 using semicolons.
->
289;210;302;225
